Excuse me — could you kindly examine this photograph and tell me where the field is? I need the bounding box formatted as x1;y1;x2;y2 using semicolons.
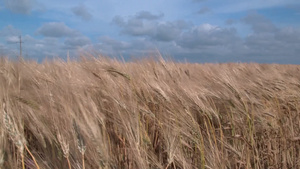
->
0;55;300;169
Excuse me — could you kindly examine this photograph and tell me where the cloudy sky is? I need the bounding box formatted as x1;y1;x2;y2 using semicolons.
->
0;0;299;63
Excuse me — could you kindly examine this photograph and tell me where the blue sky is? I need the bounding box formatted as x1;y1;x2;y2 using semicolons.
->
0;0;299;63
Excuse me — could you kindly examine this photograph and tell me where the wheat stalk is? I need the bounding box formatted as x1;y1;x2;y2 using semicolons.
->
73;120;86;169
3;102;25;168
3;102;40;169
57;132;71;169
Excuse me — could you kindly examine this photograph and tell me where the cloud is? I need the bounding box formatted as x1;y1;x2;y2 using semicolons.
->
64;36;91;49
5;36;19;43
135;10;164;20
177;24;239;49
0;26;84;60
0;25;21;36
2;6;298;64
112;10;164;32
112;12;191;42
216;12;298;63
112;15;155;36
276;27;300;43
21;35;87;61
218;0;300;13
91;36;161;58
20;36;63;57
0;33;68;60
243;26;300;60
242;12;277;33
36;22;79;37
197;7;211;14
235;13;298;61
111;15;125;26
98;36;131;52
154;23;180;41
71;4;92;21
108;12;300;63
0;43;11;56
3;0;35;14
153;21;190;41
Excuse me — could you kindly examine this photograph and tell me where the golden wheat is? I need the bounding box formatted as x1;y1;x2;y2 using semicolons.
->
0;55;299;168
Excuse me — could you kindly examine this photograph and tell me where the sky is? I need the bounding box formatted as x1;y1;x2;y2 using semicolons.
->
0;0;300;64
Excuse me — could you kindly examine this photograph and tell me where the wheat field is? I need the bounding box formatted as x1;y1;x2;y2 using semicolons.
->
0;55;300;169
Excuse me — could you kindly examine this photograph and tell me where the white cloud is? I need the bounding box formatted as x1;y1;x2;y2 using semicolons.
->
35;44;44;48
6;36;19;43
197;23;220;32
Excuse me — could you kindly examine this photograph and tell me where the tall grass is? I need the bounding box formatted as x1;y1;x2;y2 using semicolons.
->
0;55;300;168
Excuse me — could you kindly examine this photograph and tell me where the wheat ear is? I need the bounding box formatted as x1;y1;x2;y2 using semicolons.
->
73;120;86;169
3;102;25;168
57;132;71;169
3;102;40;169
